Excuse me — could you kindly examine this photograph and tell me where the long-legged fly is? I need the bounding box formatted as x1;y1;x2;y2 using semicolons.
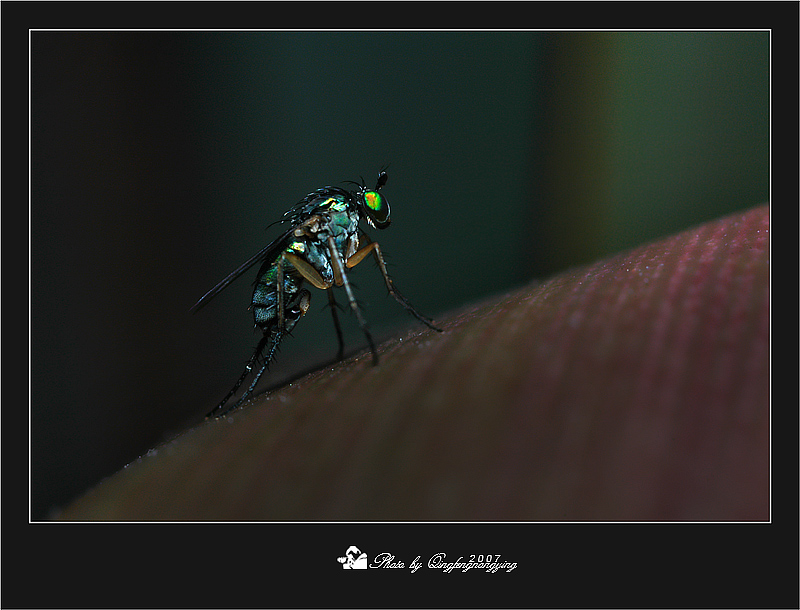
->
192;171;441;418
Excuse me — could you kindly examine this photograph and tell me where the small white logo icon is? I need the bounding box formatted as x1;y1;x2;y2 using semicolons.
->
337;545;368;569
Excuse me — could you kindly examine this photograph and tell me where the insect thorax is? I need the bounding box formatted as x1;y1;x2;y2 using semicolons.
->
251;201;359;329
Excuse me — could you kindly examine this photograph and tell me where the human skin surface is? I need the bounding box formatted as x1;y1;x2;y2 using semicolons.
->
56;205;769;521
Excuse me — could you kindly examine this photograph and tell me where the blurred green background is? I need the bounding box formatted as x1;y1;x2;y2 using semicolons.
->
31;31;769;520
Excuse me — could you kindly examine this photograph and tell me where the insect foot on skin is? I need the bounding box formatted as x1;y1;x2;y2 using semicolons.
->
191;170;442;418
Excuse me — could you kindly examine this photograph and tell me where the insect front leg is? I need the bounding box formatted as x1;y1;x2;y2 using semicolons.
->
328;236;379;364
346;238;442;332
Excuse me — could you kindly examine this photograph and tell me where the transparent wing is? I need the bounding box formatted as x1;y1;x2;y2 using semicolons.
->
190;231;291;313
191;186;352;313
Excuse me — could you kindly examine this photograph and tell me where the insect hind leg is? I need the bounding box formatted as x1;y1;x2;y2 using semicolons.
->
206;334;270;419
206;289;311;419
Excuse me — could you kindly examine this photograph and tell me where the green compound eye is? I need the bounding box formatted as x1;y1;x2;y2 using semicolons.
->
363;190;390;228
365;191;383;212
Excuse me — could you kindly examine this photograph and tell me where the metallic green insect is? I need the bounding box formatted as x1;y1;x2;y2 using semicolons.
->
192;171;441;418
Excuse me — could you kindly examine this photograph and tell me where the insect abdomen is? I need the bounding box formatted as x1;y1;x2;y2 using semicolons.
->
251;263;304;328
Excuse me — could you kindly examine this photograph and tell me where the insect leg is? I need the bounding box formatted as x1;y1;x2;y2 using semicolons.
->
281;251;344;360
327;236;378;365
208;290;311;419
206;333;270;419
327;289;346;361
346;238;442;332
227;335;281;415
283;251;331;290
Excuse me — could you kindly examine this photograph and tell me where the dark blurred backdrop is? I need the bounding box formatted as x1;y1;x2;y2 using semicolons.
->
30;31;769;520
